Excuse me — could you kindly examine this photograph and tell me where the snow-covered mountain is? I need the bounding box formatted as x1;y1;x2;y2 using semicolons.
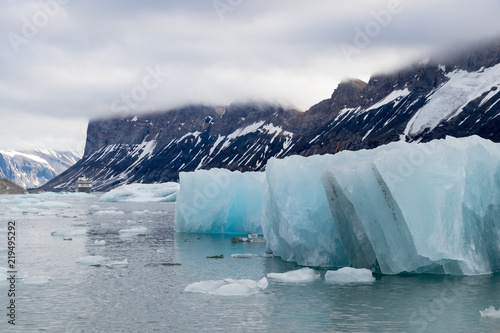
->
0;149;81;189
41;40;500;192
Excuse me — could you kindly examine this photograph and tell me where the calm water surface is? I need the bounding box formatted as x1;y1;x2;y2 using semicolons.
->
1;193;500;332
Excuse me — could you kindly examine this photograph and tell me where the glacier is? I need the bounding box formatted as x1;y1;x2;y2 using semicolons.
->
174;169;265;234
174;136;500;275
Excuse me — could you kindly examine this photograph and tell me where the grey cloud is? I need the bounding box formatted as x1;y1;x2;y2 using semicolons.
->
0;0;499;150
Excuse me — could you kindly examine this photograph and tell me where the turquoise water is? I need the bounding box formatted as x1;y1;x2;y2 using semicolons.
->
1;193;500;332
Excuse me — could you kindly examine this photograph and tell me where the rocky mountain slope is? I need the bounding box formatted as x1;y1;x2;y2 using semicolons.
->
0;178;27;194
41;40;500;192
0;150;81;189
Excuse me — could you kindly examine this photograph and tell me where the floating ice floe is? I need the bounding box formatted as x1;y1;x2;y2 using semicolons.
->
94;210;125;216
75;256;110;266
119;226;150;238
185;277;268;296
75;256;128;268
480;306;500;318
93;240;106;246
23;276;51;285
267;268;320;282
99;183;179;203
106;259;128;268
325;267;375;283
133;210;150;215
231;254;260;258
51;229;87;237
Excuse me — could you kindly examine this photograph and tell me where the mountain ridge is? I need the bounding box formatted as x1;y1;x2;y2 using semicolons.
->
40;40;500;192
0;150;81;189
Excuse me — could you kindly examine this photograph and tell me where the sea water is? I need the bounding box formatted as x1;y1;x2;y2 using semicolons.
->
1;193;500;332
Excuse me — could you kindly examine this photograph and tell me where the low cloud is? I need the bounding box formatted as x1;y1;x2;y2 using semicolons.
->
0;0;499;149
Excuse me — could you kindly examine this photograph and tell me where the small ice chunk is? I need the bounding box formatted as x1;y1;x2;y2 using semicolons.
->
325;267;375;283
75;256;109;266
231;254;259;258
23;276;51;285
256;277;268;289
95;210;125;215
93;240;106;246
267;268;320;282
133;210;150;215
185;280;225;294
184;277;268;296
480;306;500;318
119;226;150;238
51;229;87;237
106;259;128;268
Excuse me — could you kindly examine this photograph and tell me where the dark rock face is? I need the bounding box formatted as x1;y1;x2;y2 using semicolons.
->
41;40;500;192
0;178;27;194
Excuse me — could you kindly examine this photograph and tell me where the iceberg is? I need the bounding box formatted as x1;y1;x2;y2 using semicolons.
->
480;306;500;318
263;154;353;267
173;135;500;276
267;268;320;282
322;136;500;275
99;183;179;202
184;277;268;296
325;268;375;283
175;169;265;234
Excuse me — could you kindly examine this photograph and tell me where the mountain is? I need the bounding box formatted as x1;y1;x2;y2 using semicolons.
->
0;178;27;194
0;150;81;189
41;40;500;192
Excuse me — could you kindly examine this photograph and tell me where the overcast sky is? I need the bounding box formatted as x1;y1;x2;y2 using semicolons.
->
1;0;499;152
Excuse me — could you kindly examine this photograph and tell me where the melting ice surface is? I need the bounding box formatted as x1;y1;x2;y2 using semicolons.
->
99;183;179;202
176;135;500;275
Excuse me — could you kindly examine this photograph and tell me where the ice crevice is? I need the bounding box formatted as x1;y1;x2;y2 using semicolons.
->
175;135;500;276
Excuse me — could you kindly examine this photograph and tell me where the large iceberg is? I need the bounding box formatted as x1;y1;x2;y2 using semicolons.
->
174;136;500;275
322;136;500;275
99;183;179;202
175;169;265;234
262;154;351;267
